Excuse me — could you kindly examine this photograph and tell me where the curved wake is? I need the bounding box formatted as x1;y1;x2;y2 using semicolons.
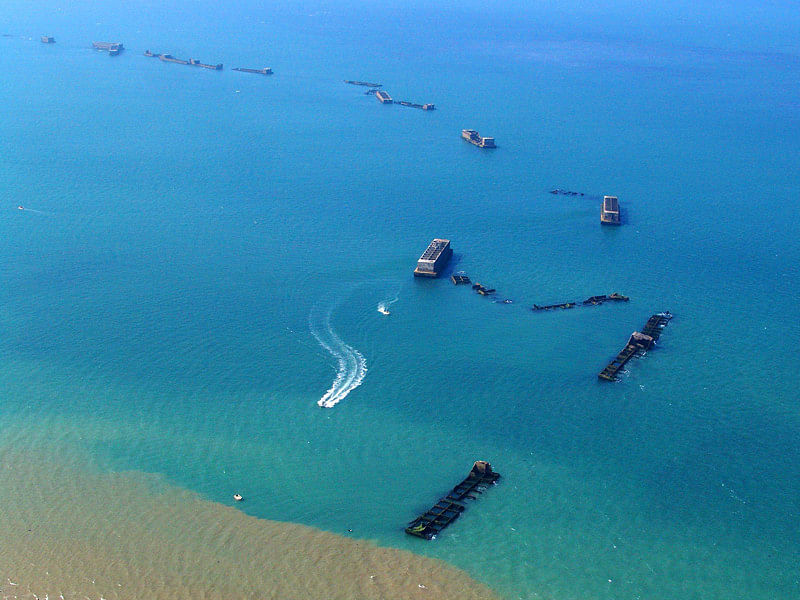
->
310;307;367;408
377;294;399;315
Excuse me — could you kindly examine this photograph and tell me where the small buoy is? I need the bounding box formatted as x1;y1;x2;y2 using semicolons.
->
233;493;243;501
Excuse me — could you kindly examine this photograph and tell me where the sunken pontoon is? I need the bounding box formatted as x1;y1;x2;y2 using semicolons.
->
405;461;500;540
533;293;629;311
233;67;273;75
451;271;471;285
472;283;496;296
601;195;621;225
345;80;382;87
414;239;452;278
598;312;672;381
532;301;576;311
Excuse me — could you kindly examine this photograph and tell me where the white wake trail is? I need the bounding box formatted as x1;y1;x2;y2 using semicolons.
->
377;293;399;315
310;307;367;408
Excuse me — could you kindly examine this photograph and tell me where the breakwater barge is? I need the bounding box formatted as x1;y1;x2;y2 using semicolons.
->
405;461;500;540
375;90;393;104
397;100;435;110
598;312;672;381
233;67;272;75
153;52;188;64
369;90;434;109
93;41;123;55
145;50;222;70
462;129;496;148
601;195;621;225
414;239;452;278
191;58;223;70
359;87;435;110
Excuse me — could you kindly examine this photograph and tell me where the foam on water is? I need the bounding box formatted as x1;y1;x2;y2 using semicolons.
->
309;304;367;408
377;294;398;315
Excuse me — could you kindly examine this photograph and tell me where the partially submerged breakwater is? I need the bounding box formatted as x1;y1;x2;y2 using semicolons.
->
414;241;629;309
145;50;222;70
549;189;585;196
366;87;435;110
406;461;500;540
532;293;629;311
92;41;123;55
414;240;674;384
233;67;272;75
598;312;673;381
462;129;496;148
344;79;382;87
346;80;435;110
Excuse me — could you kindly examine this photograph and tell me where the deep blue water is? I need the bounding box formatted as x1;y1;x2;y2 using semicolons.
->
1;1;799;598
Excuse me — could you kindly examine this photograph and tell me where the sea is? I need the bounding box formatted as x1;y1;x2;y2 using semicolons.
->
1;1;799;598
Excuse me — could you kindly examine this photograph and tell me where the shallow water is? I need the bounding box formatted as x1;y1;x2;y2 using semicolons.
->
1;1;799;599
0;418;497;599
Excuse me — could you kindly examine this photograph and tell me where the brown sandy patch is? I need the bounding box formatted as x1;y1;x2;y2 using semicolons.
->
0;434;497;600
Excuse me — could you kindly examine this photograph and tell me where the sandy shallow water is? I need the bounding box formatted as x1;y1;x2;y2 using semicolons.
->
0;422;497;600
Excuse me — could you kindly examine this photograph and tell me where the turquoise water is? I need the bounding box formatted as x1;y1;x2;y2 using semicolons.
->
2;1;800;598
